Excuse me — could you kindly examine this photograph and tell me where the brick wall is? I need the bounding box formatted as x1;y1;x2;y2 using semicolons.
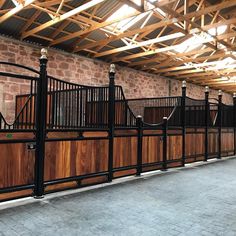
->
0;36;233;122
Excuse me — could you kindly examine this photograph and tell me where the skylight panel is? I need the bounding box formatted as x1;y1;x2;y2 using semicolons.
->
174;34;210;53
174;26;227;54
11;0;20;6
208;25;227;36
106;4;137;31
105;2;151;33
205;57;236;71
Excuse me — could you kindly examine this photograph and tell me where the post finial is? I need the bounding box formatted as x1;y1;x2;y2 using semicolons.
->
205;86;209;93
233;92;236;98
182;80;186;88
218;90;222;96
40;48;48;59
136;115;142;119
110;64;116;73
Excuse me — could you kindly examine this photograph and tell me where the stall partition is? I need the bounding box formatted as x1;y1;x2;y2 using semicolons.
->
0;49;235;202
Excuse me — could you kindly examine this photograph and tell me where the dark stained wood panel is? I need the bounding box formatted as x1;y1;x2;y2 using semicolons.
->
44;139;108;181
142;136;163;164
167;135;182;161
86;101;127;126
185;128;205;162
221;129;234;154
113;136;137;168
0;143;35;188
208;128;218;157
144;107;174;124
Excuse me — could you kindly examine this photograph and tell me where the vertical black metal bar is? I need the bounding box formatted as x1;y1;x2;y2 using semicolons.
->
54;81;58;128
108;64;116;182
29;81;33;129
181;81;186;166
136;115;143;176
234;93;236;156
51;80;55;129
218;90;222;159
34;48;48;198
204;86;209;162
0;114;2;130
162;117;168;171
33;80;37;129
48;77;52;128
80;88;83;127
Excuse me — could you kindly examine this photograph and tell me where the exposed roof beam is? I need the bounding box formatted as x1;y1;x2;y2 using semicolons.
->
94;32;185;58
159;4;236;52
0;0;36;24
112;31;236;62
36;0;72;7
147;53;228;73
52;0;177;48
21;0;106;39
131;48;214;67
19;10;41;35
75;0;236;53
165;68;236;77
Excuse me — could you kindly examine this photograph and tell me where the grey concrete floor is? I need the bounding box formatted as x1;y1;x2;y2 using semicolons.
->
1;158;236;236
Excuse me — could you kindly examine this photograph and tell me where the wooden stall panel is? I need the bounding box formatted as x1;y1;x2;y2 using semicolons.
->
185;129;205;163
208;129;218;158
185;133;195;162
44;139;108;181
142;136;163;164
221;129;234;156
167;135;182;164
0;143;35;188
113;135;137;178
144;107;173;124
113;137;137;168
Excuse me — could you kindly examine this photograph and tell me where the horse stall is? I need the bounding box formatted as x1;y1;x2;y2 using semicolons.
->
0;50;236;202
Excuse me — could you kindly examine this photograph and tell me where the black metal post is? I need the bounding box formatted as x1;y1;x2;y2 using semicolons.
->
108;64;116;182
204;86;209;162
234;93;236;156
181;80;186;166
162;117;168;171
34;48;48;198
136;115;143;176
218;90;222;159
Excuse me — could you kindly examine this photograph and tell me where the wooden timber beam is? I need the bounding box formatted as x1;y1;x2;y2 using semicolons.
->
21;0;106;39
50;0;178;47
94;32;185;58
159;4;236;52
36;0;71;7
134;47;213;67
0;1;6;9
112;31;236;62
131;48;215;67
185;73;236;84
0;0;36;24
75;0;236;53
148;53;228;73
165;68;236;78
19;10;41;35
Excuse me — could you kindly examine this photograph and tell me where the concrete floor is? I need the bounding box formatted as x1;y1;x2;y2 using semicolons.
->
1;158;236;236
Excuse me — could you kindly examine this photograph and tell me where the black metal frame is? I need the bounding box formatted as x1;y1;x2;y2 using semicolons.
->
0;51;236;202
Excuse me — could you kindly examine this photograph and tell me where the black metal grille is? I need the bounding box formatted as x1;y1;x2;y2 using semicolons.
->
127;96;181;125
0;62;38;131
